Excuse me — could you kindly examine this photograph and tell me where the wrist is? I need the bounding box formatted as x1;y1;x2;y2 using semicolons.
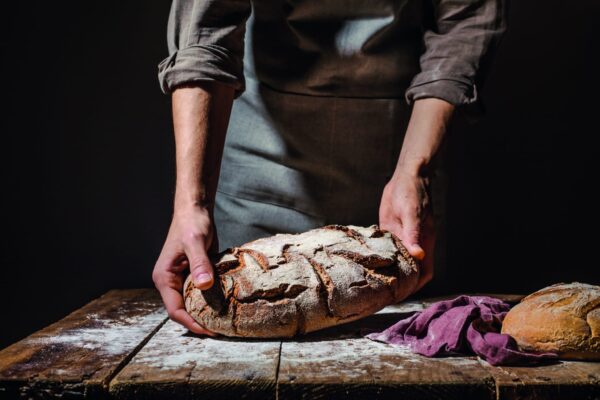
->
394;98;454;180
174;188;212;212
394;156;429;179
172;202;212;224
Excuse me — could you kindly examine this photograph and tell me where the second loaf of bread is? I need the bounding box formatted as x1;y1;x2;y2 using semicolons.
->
501;282;600;360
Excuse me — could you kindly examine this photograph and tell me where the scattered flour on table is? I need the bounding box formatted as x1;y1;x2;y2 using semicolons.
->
31;309;166;356
374;301;424;315
280;336;482;380
283;337;421;367
129;320;279;370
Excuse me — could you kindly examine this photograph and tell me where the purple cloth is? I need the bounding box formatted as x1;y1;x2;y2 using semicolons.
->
366;295;558;366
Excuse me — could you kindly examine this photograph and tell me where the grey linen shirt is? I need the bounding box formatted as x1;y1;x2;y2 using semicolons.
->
156;0;508;257
158;0;507;107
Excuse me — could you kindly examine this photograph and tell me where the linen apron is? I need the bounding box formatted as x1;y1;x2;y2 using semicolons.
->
213;8;449;288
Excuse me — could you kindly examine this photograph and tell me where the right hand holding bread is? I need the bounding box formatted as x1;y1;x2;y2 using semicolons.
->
379;169;435;295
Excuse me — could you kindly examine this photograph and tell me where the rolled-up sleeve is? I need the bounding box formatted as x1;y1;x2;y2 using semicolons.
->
405;0;507;107
158;0;252;98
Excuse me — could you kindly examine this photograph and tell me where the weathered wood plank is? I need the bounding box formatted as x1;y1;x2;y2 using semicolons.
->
6;290;596;400
480;359;600;400
374;299;426;314
0;289;166;399
109;298;423;399
277;302;496;400
110;320;281;400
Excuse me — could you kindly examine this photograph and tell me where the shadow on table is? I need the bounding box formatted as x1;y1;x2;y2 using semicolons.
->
182;309;416;343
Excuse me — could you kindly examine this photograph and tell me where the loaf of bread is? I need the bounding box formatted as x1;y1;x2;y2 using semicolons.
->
184;224;419;337
501;282;600;360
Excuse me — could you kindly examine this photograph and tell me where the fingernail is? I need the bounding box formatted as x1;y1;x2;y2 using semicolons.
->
194;272;212;285
412;246;426;260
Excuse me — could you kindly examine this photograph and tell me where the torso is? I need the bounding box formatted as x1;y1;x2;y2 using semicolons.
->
214;0;433;249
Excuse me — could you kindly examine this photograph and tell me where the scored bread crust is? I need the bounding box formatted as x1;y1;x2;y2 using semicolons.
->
501;282;600;360
184;224;419;338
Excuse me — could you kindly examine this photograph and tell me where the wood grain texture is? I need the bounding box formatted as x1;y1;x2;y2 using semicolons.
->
110;298;426;399
110;320;281;400
277;302;496;400
481;359;600;400
2;290;598;400
0;289;166;399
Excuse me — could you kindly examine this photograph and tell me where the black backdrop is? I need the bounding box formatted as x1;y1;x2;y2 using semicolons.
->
2;1;599;349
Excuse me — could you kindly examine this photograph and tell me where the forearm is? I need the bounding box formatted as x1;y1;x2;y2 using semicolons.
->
394;98;455;177
172;82;235;211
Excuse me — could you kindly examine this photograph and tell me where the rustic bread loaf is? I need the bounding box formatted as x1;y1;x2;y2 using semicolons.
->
184;224;419;337
501;282;600;360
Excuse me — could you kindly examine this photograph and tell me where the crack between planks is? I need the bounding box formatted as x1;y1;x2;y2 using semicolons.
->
476;358;504;400
103;315;169;391
275;340;283;400
495;377;501;400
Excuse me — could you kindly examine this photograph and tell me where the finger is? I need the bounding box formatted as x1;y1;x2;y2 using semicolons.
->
397;208;426;261
185;234;215;289
379;219;402;241
412;258;433;293
381;219;428;296
411;215;436;294
159;285;218;337
170;309;218;337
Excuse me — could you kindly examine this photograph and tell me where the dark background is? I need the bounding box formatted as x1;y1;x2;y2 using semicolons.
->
2;1;599;350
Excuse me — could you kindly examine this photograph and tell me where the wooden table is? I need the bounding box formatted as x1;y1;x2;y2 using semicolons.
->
0;290;598;399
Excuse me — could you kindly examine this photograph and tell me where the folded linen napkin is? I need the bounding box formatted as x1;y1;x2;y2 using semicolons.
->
366;295;558;366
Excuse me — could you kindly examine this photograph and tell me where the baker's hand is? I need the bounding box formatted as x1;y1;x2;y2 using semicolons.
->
379;169;435;294
152;204;218;336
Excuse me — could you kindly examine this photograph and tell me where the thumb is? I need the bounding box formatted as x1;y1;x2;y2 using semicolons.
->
186;235;215;290
400;214;426;262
